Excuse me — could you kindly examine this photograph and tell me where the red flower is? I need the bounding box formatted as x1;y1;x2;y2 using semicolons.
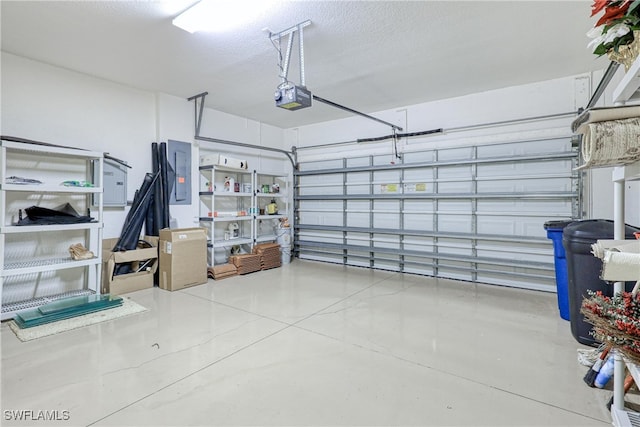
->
592;0;611;16
595;1;632;27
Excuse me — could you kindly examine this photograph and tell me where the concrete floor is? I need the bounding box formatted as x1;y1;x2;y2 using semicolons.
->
1;260;614;426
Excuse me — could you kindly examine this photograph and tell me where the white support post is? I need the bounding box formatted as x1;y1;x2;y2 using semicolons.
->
613;173;625;411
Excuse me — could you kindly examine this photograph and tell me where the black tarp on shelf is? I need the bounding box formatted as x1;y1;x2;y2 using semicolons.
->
16;203;94;226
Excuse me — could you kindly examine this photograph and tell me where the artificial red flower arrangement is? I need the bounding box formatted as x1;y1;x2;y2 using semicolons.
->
588;0;640;55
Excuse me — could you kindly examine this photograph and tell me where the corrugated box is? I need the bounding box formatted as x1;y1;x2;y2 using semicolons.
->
159;227;207;291
199;154;248;170
199;153;218;167
102;236;159;295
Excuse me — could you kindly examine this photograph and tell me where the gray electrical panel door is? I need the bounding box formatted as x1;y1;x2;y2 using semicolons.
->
97;158;127;207
168;140;192;205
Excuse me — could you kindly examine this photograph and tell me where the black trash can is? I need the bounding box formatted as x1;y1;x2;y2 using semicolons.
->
562;219;640;346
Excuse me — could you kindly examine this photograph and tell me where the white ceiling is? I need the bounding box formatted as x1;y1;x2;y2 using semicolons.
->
1;1;607;129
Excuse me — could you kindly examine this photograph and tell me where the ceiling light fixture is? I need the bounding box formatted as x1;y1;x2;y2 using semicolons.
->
173;0;273;34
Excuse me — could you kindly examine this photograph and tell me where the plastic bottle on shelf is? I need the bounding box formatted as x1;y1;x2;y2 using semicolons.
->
267;198;278;215
594;353;615;388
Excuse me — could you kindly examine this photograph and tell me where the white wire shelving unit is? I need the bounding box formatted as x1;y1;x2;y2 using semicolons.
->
0;138;103;320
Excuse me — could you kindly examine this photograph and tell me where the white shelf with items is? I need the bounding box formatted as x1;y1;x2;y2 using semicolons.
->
0;183;103;193
608;57;640;423
209;237;253;249
198;164;254;266
254;171;290;249
198;163;291;266
610;161;640;424
0;137;104;320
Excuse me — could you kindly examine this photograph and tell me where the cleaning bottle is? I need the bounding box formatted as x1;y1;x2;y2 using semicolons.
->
594;353;615;388
267;198;278;215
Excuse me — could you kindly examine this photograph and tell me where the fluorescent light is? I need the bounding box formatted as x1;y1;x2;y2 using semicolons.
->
173;0;274;33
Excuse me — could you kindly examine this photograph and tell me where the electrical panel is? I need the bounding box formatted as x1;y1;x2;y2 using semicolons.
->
96;158;127;207
168;140;192;205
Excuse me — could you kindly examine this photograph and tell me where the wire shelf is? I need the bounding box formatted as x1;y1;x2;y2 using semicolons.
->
2;257;99;277
6;257;76;270
612;406;640;427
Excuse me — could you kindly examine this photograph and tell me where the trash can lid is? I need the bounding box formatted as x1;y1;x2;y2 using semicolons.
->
563;219;640;240
544;220;574;230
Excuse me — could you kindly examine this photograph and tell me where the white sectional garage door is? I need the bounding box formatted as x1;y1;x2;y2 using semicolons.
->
294;136;580;292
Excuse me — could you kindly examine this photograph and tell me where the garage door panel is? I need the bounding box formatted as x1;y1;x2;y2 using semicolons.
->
477;159;573;177
476;241;551;264
402;151;433;163
478;199;573;214
404;199;433;210
404;168;432;182
404;213;433;230
477;138;570;157
439;215;473;233
436;238;472;256
438;181;473;193
346;184;370;195
437;147;473;161
346;212;370;227
403;237;434;252
373;170;400;185
347;171;370;185
438;165;472;179
477;177;572;193
299;211;343;227
477;215;555;238
347;157;371;167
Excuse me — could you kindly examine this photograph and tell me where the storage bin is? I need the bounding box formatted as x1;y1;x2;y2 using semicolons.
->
562;219;639;346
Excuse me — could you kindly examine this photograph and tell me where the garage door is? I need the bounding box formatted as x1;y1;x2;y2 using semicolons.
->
294;136;580;292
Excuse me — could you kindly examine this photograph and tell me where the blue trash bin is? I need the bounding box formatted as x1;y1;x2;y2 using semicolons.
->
544;220;573;321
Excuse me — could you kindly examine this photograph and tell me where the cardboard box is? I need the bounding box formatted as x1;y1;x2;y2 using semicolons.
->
159;227;207;291
199;154;248;170
218;155;248;170
102;236;159;295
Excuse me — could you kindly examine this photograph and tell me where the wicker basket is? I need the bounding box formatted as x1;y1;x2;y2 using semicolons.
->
608;31;640;72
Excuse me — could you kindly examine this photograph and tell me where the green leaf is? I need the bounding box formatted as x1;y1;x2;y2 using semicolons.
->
629;0;640;14
594;44;609;55
626;15;640;25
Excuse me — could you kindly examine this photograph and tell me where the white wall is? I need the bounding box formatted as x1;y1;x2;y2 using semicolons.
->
290;74;583;156
198;108;288;174
1;52;289;238
1;52;157;237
